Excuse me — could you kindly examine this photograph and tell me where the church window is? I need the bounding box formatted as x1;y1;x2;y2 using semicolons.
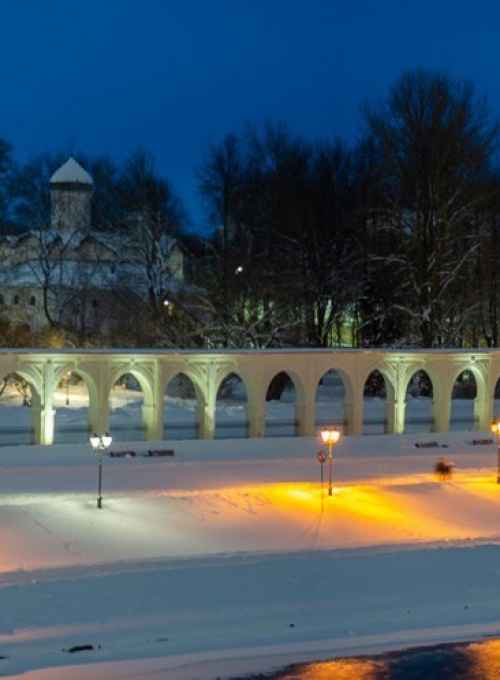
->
13;295;20;305
0;295;4;304
29;296;36;306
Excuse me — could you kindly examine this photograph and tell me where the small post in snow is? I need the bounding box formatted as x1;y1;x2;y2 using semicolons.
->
490;421;500;484
317;450;326;496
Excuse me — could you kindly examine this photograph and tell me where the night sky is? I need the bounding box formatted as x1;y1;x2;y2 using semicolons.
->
1;0;499;231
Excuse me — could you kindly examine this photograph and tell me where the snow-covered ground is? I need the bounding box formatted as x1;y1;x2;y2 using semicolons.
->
1;386;500;678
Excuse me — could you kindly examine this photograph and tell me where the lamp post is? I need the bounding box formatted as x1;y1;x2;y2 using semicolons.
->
66;372;71;406
320;427;341;496
89;433;112;508
491;421;500;484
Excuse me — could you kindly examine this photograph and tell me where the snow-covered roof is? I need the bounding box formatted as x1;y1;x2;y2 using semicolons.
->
50;157;93;186
0;259;184;295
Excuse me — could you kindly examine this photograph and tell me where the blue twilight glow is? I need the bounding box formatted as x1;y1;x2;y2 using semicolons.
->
0;0;498;231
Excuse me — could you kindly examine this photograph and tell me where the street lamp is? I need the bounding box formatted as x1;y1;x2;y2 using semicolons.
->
89;432;112;508
320;426;341;496
490;421;500;484
65;371;71;405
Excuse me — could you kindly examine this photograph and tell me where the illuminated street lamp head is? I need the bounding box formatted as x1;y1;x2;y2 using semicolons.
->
90;433;113;450
491;421;500;436
320;427;340;446
102;432;112;449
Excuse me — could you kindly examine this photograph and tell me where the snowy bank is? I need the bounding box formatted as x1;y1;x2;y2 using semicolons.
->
1;432;500;678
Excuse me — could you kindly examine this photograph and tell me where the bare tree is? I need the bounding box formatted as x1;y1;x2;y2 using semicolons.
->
196;125;362;347
109;151;187;344
364;69;499;346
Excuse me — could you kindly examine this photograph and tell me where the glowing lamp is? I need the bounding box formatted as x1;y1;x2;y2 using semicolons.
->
319;427;341;496
101;433;112;449
321;427;340;446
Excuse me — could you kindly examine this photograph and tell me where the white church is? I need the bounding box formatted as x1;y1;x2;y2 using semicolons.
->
0;157;183;341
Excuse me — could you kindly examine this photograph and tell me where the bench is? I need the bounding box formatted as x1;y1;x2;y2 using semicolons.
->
109;450;136;458
415;441;439;449
470;438;494;446
145;449;175;457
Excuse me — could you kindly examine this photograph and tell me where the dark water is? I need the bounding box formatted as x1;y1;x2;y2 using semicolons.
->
232;639;500;679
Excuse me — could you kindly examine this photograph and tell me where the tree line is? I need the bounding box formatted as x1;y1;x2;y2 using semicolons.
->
0;68;499;349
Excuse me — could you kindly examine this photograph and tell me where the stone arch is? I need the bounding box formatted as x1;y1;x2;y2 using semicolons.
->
215;371;248;438
404;368;434;434
9;365;43;405
163;372;201;439
52;365;98;405
108;364;155;405
362;368;391;435
108;366;154;442
315;368;350;433
0;370;37;445
6;365;46;444
264;370;302;437
450;366;480;431
493;374;500;420
51;367;92;443
166;365;213;438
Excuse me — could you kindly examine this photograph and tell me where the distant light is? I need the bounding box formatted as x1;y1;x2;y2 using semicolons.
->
235;266;243;274
163;299;170;307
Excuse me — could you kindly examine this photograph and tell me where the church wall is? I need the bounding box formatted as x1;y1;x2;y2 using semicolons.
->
51;184;92;234
0;285;51;333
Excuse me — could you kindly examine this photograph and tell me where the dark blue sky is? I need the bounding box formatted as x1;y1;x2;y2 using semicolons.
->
1;0;499;231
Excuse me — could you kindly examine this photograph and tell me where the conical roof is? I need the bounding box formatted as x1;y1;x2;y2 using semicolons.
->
50;157;93;185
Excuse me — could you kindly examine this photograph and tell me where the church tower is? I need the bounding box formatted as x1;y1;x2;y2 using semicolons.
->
50;157;93;234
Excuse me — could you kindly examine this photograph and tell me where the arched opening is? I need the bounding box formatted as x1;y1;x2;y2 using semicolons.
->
52;371;90;443
363;370;387;435
164;373;199;439
494;376;500;420
215;372;248;438
109;372;144;441
315;369;345;432
0;372;33;445
404;370;434;434
265;371;297;437
450;369;477;431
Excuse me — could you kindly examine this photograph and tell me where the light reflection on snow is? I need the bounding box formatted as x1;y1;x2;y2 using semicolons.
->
287;658;381;679
283;639;500;679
